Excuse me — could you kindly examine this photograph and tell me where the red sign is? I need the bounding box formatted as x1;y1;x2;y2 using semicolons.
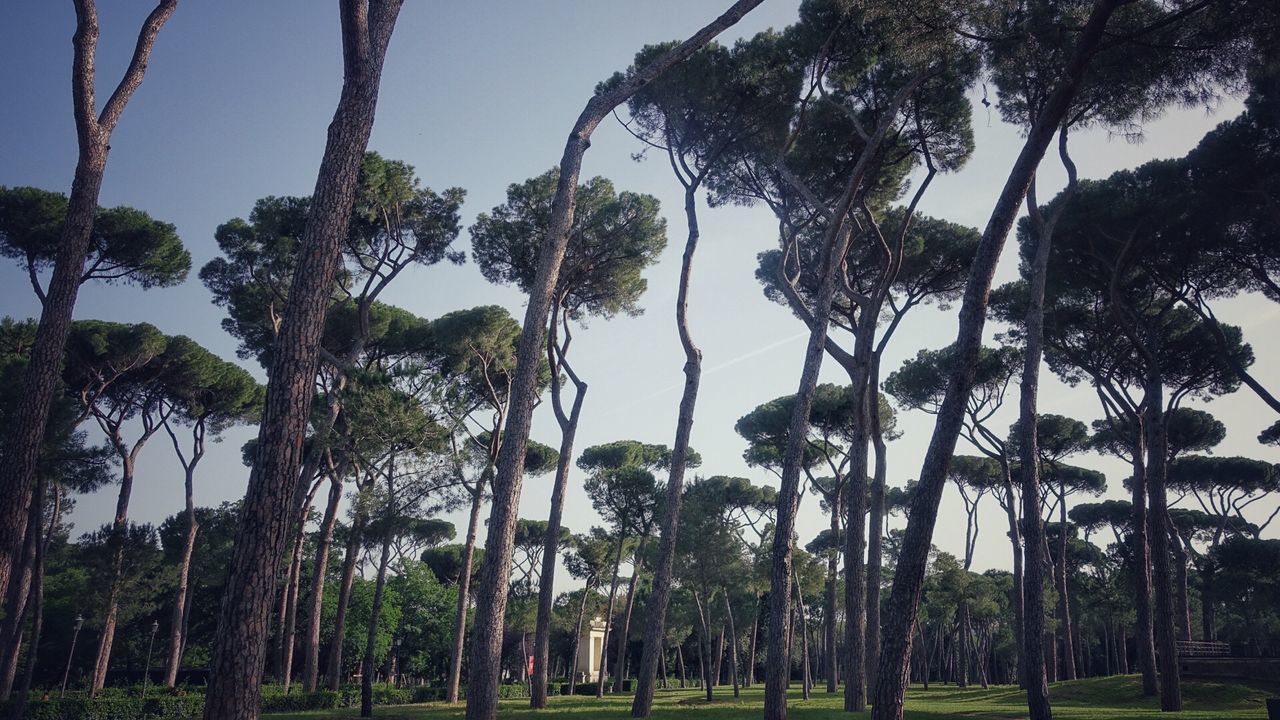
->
527;655;534;678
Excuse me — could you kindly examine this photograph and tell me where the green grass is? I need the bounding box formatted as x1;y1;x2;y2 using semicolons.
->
264;675;1277;720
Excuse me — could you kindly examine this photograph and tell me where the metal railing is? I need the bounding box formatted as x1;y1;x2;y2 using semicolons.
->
1176;640;1232;657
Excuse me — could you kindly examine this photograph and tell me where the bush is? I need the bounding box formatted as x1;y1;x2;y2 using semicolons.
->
1;695;203;720
561;680;613;696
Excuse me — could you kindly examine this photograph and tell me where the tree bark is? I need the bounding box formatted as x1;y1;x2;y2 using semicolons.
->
870;5;1125;718
303;475;343;692
327;508;368;690
163;483;199;687
1057;483;1076;681
867;355;888;693
1168;524;1192;642
361;530;392;718
203;5;403;718
0;476;43;700
1142;381;1181;711
461;8;767;720
693;590;714;702
1000;462;1027;687
614;540;646;692
597;533;626;698
531;312;587;708
1130;451;1158;695
632;182;704;717
278;486;316;690
823;496;840;694
446;479;485;702
0;0;177;604
567;583;591;696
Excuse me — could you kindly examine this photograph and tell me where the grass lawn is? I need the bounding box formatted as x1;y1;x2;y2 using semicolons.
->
264;675;1277;719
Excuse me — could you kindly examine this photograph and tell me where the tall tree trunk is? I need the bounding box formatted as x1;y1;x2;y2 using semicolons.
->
1168;525;1192;642
531;316;586;709
567;583;592;696
9;487;52;720
823;498;840;694
1129;451;1158;694
164;465;199;687
463;10;766;720
1057;483;1076;681
303;475;342;692
1000;462;1027;687
1142;381;1181;711
203;5;403;718
279;487;315;691
747;598;759;687
360;530;392;718
633;182;705;717
869;5;1126;718
866;355;888;693
615;541;646;693
327;509;368;690
844;374;873;711
693;590;714;702
0;477;44;700
713;627;724;688
446;480;485;702
92;449;143;694
795;577;811;701
0;0;177;603
597;533;626;698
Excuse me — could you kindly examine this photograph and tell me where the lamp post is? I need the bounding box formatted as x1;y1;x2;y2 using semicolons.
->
60;614;84;699
141;620;159;702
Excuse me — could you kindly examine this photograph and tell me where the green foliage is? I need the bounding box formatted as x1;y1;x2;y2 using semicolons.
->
0;185;191;296
471;170;666;321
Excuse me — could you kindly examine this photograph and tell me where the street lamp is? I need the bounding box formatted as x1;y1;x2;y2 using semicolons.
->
60;614;84;699
141;620;159;702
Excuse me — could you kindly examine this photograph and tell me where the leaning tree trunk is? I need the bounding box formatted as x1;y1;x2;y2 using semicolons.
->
278;486;316;690
531;319;586;708
446;479;486;703
303;475;343;692
870;5;1126;718
203;5;403;718
597;534;626;698
632;182;705;717
0;477;44;699
327;508;368;691
163;467;200;686
10;485;52;718
92;449;144;694
723;591;740;698
0;0;177;602
614;541;646;693
461;8;768;720
692;590;714;702
360;530;393;718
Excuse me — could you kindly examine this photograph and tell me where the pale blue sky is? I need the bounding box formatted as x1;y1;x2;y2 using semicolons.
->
2;1;1276;573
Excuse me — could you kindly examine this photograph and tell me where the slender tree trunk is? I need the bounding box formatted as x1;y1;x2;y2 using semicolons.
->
1057;485;1076;681
713;627;724;688
164;467;199;687
463;10;765;720
532;323;586;708
844;373;873;711
693;590;714;702
633;183;705;717
1168;526;1191;642
867;356;888;693
869;6;1126;717
1200;565;1215;642
203;6;403;718
446;481;485;703
1143;381;1181;711
795;577;811;701
303;475;342;692
279;489;313;691
361;531;392;718
676;643;687;689
824;500;840;694
327;509;368;691
1117;624;1129;675
747;599;759;687
1129;451;1158;694
0;0;177;603
0;478;44;700
567;583;591;696
615;542;646;692
1000;463;1027;687
598;534;626;698
92;451;143;694
9;491;50;720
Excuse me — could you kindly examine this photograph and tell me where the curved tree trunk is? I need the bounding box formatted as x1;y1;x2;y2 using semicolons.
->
869;6;1126;718
327;508;368;691
531;315;586;708
614;540;646;693
461;9;767;720
303;475;343;692
446;480;485;702
0;0;177;603
360;530;393;718
203;5;403;718
597;534;626;698
866;355;888;693
632;184;704;717
163;479;199;687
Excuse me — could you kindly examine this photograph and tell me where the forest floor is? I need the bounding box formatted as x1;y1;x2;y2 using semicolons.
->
265;675;1279;719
